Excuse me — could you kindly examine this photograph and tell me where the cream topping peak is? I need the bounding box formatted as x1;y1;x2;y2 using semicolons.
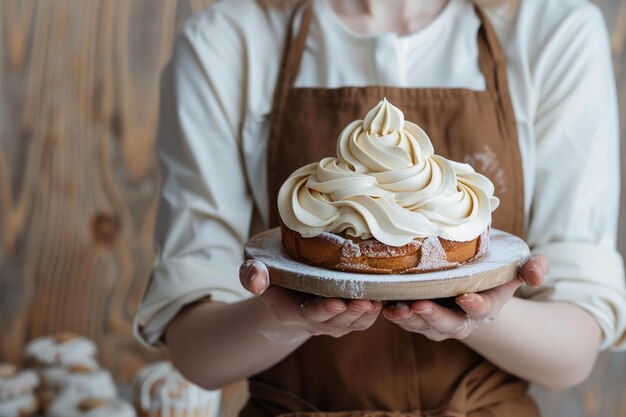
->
278;99;499;245
363;97;404;135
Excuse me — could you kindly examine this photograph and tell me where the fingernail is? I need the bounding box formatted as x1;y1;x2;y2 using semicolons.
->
252;261;270;285
240;259;255;277
395;302;409;310
247;268;257;285
350;300;372;312
458;297;475;307
416;306;432;315
252;273;268;294
458;294;477;306
325;302;346;313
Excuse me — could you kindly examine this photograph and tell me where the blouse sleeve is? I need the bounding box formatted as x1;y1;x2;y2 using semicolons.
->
133;12;254;348
520;4;626;350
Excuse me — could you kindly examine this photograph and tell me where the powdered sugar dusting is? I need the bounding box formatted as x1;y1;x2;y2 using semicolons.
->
466;228;491;263
478;228;490;255
416;236;459;271
318;232;362;258
317;232;345;245
337;279;365;299
342;241;362;258
360;240;421;258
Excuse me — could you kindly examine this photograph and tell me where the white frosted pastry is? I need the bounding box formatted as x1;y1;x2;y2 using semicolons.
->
47;394;136;417
278;98;500;274
278;98;500;246
0;363;39;400
41;364;116;402
0;393;38;417
25;333;98;368
134;361;220;417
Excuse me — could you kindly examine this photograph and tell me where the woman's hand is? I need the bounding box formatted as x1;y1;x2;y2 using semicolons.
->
239;260;382;338
382;254;549;341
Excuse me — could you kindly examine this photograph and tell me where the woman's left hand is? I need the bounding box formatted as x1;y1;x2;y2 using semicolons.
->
382;254;549;341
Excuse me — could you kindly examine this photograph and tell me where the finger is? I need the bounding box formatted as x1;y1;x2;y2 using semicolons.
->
239;260;270;295
518;254;549;287
411;301;472;338
382;302;414;322
323;299;378;328
347;301;383;331
456;292;499;321
456;273;525;320
385;303;432;332
261;287;346;325
458;254;550;316
299;296;348;323
328;299;376;323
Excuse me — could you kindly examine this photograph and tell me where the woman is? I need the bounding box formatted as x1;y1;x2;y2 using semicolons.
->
134;0;626;415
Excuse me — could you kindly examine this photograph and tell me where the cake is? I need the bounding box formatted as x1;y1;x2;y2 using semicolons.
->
47;394;136;417
40;363;117;406
134;361;220;417
277;98;499;274
0;363;39;417
24;333;98;369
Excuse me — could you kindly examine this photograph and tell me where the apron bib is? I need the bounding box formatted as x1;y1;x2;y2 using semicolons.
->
245;2;537;416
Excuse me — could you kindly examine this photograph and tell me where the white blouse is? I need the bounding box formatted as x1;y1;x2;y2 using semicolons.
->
133;0;626;350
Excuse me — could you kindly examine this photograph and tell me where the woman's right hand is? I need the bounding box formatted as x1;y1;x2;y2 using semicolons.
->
239;260;382;338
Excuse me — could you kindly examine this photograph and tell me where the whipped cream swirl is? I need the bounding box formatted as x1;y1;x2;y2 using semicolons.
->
278;99;500;246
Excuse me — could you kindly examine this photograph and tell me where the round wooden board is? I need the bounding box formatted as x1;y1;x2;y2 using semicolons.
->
244;228;530;300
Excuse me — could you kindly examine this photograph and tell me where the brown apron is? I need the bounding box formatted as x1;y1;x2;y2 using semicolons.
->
244;2;537;416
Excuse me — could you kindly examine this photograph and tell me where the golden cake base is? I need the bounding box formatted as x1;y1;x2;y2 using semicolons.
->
244;228;529;300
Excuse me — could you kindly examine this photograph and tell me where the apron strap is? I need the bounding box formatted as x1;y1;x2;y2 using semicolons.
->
267;1;314;228
474;5;526;239
273;1;313;96
474;5;515;120
283;3;314;88
475;7;498;95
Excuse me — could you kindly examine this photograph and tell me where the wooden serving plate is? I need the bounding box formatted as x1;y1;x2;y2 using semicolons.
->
244;228;529;300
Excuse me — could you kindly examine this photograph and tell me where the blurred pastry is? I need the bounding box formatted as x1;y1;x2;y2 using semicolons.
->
0;394;38;417
41;363;116;406
134;361;220;417
25;333;98;369
0;363;39;401
48;394;135;417
0;363;39;417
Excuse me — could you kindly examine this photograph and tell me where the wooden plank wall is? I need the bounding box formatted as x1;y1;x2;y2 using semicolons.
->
0;0;214;381
0;0;624;416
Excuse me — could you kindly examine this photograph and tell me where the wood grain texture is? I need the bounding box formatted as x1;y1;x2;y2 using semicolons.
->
0;0;211;381
0;0;625;416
